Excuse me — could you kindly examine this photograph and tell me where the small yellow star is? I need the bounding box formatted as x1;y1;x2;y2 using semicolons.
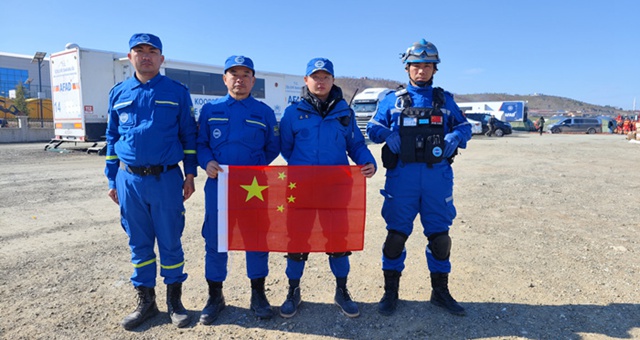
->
288;182;297;190
278;172;286;180
287;195;296;203
277;205;284;212
240;177;268;202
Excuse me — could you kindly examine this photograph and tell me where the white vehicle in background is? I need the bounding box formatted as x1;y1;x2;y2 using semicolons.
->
467;118;483;135
457;100;529;123
350;87;394;136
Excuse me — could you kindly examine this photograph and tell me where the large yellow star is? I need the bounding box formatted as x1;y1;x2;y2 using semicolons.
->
240;177;268;202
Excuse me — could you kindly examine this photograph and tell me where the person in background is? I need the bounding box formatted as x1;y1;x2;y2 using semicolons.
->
278;57;377;319
196;55;280;324
486;114;497;136
537;116;545;135
607;119;614;134
104;33;197;330
367;38;472;317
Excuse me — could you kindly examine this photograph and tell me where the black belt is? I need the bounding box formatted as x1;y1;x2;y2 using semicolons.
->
121;163;179;176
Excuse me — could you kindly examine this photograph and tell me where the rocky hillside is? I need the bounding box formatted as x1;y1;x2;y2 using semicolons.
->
334;77;631;117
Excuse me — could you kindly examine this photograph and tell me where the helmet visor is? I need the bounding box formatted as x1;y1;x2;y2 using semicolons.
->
410;46;438;58
403;41;440;64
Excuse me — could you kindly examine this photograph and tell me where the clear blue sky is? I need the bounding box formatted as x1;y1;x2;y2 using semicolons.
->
3;0;639;110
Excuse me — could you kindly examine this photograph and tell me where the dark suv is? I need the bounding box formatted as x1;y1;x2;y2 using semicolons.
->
464;113;513;137
546;117;602;134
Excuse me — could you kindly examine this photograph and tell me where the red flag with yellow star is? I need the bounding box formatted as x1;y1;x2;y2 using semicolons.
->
217;165;366;252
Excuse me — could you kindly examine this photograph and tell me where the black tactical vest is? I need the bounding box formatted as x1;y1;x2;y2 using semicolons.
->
397;87;446;165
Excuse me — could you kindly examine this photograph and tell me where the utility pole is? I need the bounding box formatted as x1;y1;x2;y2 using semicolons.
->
31;52;47;127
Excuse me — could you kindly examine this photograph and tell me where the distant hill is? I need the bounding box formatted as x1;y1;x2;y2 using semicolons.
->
334;77;632;117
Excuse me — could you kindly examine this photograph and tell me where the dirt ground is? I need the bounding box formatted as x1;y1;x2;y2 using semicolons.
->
1;132;639;340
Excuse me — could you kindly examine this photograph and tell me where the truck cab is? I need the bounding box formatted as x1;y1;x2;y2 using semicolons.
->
350;88;393;136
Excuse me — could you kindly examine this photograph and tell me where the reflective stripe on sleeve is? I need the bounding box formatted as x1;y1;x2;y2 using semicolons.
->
113;101;133;109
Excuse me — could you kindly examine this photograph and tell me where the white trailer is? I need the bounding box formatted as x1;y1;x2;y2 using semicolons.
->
457;100;529;122
46;44;304;152
48;45;127;150
162;58;304;122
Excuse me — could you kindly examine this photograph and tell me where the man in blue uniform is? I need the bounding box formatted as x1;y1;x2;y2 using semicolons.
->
105;33;197;330
367;39;472;317
278;58;377;318
196;56;281;324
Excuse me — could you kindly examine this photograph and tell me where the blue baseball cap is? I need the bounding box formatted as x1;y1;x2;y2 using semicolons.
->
129;33;162;53
306;57;334;76
224;55;255;74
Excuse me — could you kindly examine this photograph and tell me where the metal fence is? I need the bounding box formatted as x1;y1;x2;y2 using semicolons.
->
0;117;53;128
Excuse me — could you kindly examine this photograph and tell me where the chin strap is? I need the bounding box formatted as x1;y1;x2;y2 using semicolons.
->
409;76;433;88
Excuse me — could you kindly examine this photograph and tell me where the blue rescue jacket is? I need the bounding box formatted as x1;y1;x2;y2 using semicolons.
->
280;90;376;167
196;94;280;167
104;73;197;189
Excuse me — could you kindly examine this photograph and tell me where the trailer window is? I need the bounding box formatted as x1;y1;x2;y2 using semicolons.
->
352;102;377;113
252;78;265;99
165;68;189;89
165;68;265;99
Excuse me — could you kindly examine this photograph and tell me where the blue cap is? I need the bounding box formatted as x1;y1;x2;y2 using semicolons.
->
129;33;162;53
224;55;254;74
306;57;334;76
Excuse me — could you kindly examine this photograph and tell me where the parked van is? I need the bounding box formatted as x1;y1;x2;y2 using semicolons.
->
547;117;602;134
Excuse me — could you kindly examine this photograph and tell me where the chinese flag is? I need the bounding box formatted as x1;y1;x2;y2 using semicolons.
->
217;165;366;253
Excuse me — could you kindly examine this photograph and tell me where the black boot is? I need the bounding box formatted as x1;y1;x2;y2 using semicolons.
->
121;286;160;330
334;276;359;317
430;273;466;316
279;279;301;318
378;270;401;316
167;282;191;328
200;280;225;325
250;277;274;319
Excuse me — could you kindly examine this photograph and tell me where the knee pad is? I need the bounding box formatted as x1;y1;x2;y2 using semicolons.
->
382;230;408;260
326;251;352;258
286;253;309;262
427;231;451;261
